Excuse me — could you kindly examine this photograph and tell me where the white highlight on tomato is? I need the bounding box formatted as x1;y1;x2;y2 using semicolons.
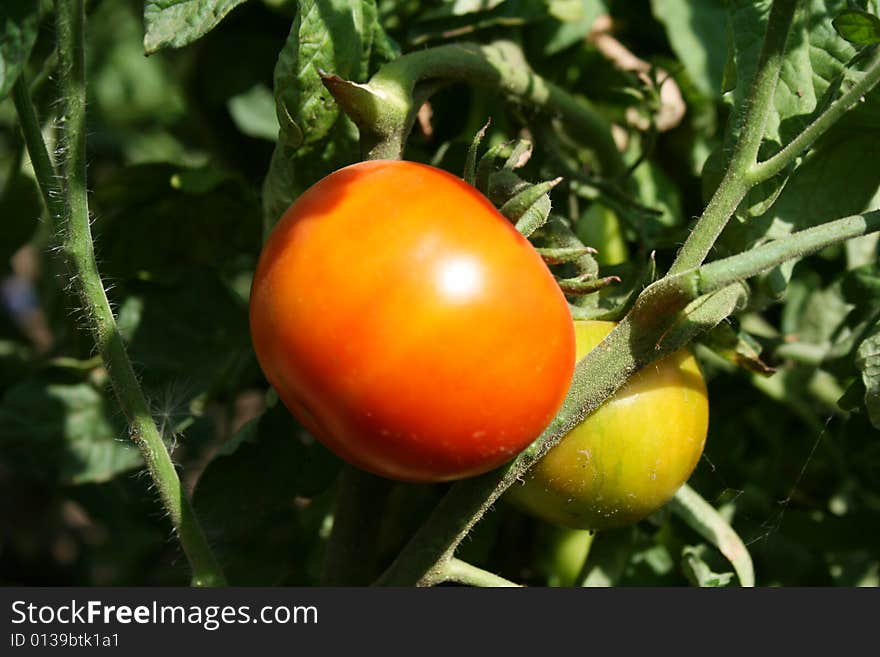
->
437;257;482;301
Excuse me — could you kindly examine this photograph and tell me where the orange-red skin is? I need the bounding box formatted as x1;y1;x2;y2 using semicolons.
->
249;160;575;482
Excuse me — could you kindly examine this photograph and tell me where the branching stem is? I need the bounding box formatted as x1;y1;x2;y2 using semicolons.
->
322;41;624;176
668;0;800;274
431;558;522;588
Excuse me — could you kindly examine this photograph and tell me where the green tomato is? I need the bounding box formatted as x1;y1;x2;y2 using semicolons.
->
576;203;628;266
506;320;709;531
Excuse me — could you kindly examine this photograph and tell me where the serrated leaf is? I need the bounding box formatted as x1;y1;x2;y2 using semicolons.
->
263;0;391;228
833;9;880;45
856;322;880;428
144;0;251;54
0;0;41;100
273;0;376;150
0;379;142;485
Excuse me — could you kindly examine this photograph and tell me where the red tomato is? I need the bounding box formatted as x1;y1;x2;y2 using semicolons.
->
249;160;575;482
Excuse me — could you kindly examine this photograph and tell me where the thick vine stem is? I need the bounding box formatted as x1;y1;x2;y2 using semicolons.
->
427;558;522;588
376;284;748;586
322;41;624;176
668;0;800;275
377;207;880;585
48;0;225;586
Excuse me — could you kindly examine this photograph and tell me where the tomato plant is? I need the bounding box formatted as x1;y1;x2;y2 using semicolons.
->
506;320;709;531
249;160;575;482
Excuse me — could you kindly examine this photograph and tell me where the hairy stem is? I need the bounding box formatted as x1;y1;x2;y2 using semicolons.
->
431;558;521;588
751;47;880;182
669;0;800;274
377;284;748;586
378;205;880;585
50;0;225;586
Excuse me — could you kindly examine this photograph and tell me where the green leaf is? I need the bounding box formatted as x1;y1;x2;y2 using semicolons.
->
856;321;880;428
419;0;508;20
143;0;251;54
91;163;261;279
833;9;880;46
227;84;280;141
263;0;391;228
650;0;728;96
0;378;143;485
409;0;547;46
115;269;252;396
91;2;187;130
627;159;683;249
273;0;377;150
194;401;342;584
540;0;607;56
681;545;735;587
0;0;41;100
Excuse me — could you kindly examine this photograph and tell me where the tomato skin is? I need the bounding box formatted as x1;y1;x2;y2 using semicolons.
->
506;320;709;530
249;160;575;482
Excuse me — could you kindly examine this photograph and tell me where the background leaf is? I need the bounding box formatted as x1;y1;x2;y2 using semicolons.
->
0;378;142;485
144;0;252;54
0;0;41;100
833;9;880;46
651;0;727;97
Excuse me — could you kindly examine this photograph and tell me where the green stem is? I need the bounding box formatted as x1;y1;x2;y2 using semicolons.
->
377;284;748;586
683;211;880;296
668;0;800;274
51;0;225;587
323;41;624;175
669;484;755;587
11;75;65;223
751;47;880;182
376;207;880;585
321;465;393;585
432;558;521;588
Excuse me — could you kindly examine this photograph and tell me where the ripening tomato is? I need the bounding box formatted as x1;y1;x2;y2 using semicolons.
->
249;160;575;482
506;320;709;530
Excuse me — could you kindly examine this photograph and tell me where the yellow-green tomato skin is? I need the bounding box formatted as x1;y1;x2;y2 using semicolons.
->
507;320;709;531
